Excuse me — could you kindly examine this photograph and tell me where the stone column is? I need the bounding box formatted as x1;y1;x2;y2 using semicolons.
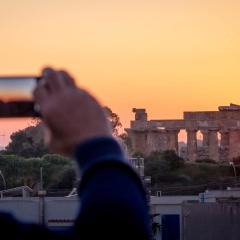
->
219;130;229;161
166;129;180;153
200;129;209;158
201;130;209;147
187;129;197;161
126;129;147;155
208;129;219;161
220;130;229;147
158;130;168;152
146;130;159;154
229;128;240;160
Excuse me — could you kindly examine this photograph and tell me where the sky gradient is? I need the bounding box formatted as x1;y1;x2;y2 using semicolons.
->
0;0;240;146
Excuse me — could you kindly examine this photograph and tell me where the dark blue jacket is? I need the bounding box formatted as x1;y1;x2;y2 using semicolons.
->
0;137;151;239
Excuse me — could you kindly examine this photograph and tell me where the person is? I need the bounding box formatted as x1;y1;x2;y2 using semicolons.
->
0;67;151;239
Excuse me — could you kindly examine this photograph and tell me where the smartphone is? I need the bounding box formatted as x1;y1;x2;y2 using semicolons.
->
0;76;41;117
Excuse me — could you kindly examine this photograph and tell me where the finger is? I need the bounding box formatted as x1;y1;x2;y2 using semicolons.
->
41;123;52;146
33;83;48;105
42;67;63;92
59;70;76;88
37;77;51;93
33;86;47;115
55;71;70;89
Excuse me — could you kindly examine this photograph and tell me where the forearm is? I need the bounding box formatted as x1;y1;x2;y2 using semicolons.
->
74;137;151;239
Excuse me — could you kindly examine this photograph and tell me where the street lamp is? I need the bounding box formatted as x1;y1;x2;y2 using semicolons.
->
229;161;237;186
0;170;6;190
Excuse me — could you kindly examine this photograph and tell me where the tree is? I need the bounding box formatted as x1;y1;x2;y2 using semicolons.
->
40;154;74;189
103;107;134;155
50;166;77;189
144;150;185;187
21;157;43;188
104;107;122;136
144;151;170;186
0;153;75;191
5;123;49;157
119;133;132;154
161;150;184;170
0;154;25;188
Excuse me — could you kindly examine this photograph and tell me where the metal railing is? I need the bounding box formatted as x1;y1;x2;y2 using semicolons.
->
0;186;33;199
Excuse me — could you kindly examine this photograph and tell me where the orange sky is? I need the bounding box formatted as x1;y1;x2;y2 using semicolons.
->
0;0;240;146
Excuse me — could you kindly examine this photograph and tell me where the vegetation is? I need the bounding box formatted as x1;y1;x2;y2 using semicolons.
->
0;122;77;194
104;106;122;136
0;107;122;194
144;151;185;185
4;106;122;158
4;123;49;157
144;150;238;195
3;109;236;196
0;153;76;192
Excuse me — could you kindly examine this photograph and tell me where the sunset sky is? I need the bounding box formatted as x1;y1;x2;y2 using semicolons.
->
0;0;240;146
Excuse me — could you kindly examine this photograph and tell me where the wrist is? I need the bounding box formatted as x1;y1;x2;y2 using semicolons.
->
74;136;125;175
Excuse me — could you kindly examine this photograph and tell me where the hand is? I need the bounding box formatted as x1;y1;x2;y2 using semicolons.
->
33;67;111;156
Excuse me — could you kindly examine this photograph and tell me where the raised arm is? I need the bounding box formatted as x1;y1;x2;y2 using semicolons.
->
33;67;151;239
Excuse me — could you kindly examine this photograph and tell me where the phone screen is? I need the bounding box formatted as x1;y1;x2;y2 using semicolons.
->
0;77;39;117
0;77;37;102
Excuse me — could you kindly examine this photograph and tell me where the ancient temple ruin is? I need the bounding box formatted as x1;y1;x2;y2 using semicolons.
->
125;104;240;161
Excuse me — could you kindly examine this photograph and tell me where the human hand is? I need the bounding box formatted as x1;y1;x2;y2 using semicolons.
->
33;67;111;156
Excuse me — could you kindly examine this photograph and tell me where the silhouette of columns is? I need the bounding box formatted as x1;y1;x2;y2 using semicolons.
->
229;128;240;160
220;130;229;161
146;130;163;154
187;129;197;161
166;129;180;153
208;129;219;161
201;130;209;147
200;129;210;157
220;131;229;147
126;129;147;155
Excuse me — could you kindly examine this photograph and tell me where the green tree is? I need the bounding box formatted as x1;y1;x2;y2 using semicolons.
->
51;166;77;189
144;151;170;186
144;150;185;187
5;123;49;157
0;153;75;191
0;154;25;188
40;154;73;189
161;150;184;170
21;157;42;188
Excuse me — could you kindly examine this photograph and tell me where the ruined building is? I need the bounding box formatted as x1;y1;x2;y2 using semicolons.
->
125;104;240;161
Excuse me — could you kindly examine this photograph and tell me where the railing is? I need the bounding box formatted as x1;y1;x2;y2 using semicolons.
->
0;186;33;199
